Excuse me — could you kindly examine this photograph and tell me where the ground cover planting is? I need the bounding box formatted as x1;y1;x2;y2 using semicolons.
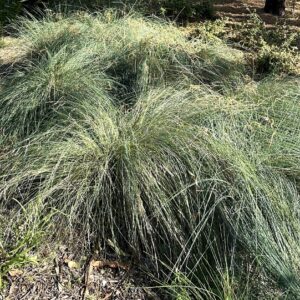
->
1;7;300;299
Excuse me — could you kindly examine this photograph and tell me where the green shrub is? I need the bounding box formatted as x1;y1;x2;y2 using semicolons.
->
192;14;300;75
236;14;300;75
255;43;300;74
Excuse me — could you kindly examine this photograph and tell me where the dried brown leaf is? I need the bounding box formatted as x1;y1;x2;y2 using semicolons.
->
8;269;23;277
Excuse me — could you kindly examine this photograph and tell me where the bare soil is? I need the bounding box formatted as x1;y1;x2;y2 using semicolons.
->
1;245;158;300
215;0;300;27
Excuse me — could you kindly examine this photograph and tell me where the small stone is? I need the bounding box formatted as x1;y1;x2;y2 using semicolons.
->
101;279;108;287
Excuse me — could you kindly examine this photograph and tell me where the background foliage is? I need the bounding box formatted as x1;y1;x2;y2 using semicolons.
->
0;0;215;26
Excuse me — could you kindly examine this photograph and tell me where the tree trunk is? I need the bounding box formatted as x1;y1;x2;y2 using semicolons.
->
264;0;286;16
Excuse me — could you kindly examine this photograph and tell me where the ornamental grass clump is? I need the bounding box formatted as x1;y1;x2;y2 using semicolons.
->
228;78;300;183
84;13;244;93
1;10;300;298
0;86;231;258
1;11;244;138
3;82;300;296
0;46;112;137
8;11;244;99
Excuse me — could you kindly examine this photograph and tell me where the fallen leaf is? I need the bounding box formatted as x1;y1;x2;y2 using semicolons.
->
64;259;80;269
8;269;23;277
102;292;113;300
91;259;129;271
